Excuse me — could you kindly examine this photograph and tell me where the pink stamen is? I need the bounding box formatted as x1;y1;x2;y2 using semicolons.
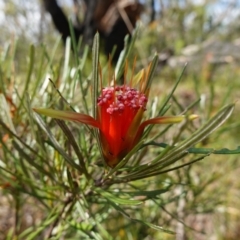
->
97;85;148;115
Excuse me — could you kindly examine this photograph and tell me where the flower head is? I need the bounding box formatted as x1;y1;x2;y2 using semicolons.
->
34;62;198;168
97;85;148;166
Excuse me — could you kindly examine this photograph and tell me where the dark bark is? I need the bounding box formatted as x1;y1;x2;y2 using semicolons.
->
104;19;129;62
150;0;155;23
42;0;83;44
82;0;98;46
42;0;142;61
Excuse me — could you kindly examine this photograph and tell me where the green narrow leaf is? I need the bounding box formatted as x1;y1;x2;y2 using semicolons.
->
62;37;71;84
30;44;45;102
144;54;159;92
92;32;100;119
48;78;76;112
0;94;16;133
20;211;58;240
132;219;174;234
145;142;240;155
42;36;62;77
6;39;17;80
68;20;78;61
33;113;81;171
92;33;106;167
18;44;35;112
55;119;90;178
142;63;187;142
90;232;104;240
212;146;240;154
94;188;142;205
154;103;235;169
0;118;46;162
11;140;54;180
80;44;89;70
95;222;113;240
159;63;187;116
120;103;235;180
166;103;235;158
107;199;174;234
69;20;88;113
128;154;210;182
115;26;139;81
120;188;170;199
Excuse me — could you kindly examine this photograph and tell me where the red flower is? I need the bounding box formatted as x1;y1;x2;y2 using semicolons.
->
34;64;197;168
97;85;148;167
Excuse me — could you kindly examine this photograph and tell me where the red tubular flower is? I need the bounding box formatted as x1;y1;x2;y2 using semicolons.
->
34;64;198;168
97;85;148;167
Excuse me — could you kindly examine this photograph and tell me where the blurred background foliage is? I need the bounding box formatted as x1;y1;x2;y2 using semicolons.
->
1;0;240;239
